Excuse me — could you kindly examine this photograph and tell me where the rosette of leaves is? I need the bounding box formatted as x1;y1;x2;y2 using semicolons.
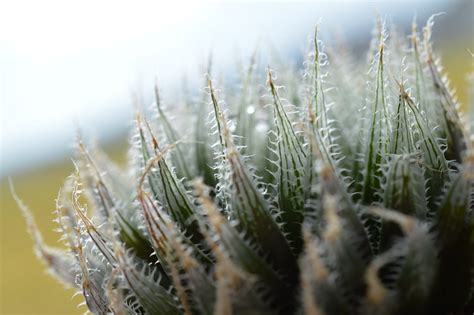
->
14;16;474;315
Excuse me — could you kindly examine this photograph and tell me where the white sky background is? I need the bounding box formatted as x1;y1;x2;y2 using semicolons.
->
0;0;455;177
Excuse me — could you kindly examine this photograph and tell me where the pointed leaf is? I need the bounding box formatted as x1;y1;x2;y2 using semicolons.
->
267;68;308;253
208;79;297;278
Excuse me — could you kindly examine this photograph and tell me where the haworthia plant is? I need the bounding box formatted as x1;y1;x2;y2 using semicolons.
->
14;17;474;315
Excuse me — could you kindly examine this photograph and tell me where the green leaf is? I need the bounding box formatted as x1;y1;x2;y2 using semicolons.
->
235;48;259;153
137;116;201;243
115;209;155;262
154;85;193;180
381;154;427;251
310;26;330;133
399;86;449;212
429;156;474;312
423;16;467;163
115;245;181;315
174;246;215;315
361;34;390;205
383;155;426;217
319;173;373;301
389;90;416;155
208;79;297;279
357;28;392;256
194;180;291;312
300;226;351;315
77;241;111;315
73;200;117;266
410;19;429;122
267;68;308;254
213;254;272;315
365;208;438;315
76;143;155;263
195;63;218;187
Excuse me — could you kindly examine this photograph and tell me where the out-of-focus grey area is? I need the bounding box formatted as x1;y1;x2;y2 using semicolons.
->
0;0;472;177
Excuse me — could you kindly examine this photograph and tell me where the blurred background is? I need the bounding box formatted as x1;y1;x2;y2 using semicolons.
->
0;0;472;313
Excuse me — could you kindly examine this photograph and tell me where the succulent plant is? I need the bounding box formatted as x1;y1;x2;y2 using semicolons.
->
14;16;474;315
